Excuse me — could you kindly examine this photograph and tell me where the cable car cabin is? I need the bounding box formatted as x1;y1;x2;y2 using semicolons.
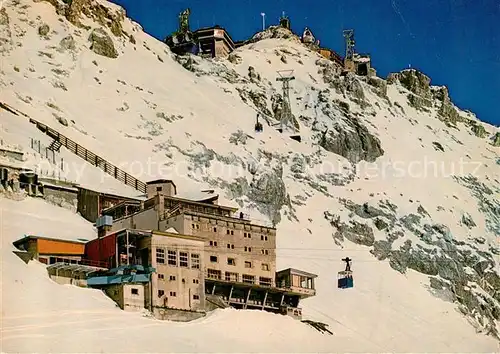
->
337;270;353;289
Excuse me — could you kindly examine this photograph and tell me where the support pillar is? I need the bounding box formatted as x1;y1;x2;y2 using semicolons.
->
228;285;234;301
211;284;216;295
280;294;285;307
244;288;251;309
262;291;268;310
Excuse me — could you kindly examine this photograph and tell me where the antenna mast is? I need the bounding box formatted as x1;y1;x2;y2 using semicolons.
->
260;12;266;31
343;29;355;59
276;70;295;133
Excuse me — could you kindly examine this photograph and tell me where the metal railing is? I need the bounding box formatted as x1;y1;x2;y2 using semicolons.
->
46;256;108;269
1;101;146;194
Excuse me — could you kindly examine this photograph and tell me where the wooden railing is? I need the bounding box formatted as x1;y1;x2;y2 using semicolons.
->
1;101;146;194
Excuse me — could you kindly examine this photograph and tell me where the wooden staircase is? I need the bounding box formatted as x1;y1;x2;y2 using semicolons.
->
1;101;147;194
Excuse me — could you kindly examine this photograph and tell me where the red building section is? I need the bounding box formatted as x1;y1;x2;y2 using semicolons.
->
85;233;117;268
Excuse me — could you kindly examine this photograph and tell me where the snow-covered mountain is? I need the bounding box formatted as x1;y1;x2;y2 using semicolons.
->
1;0;499;352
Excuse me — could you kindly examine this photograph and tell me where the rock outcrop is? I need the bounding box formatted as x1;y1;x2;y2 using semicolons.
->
88;28;118;58
317;117;384;163
248;162;289;226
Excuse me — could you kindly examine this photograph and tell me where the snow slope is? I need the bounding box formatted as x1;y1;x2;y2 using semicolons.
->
1;0;499;352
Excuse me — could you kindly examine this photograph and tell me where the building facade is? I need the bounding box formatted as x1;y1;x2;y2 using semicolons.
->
194;26;235;58
163;211;277;287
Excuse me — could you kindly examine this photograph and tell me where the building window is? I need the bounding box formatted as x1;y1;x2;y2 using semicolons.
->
259;277;272;287
131;288;139;295
156;186;162;192
191;253;200;269
210;256;218;263
244;247;252;252
193;279;199;284
179;252;188;267
226;230;230;235
213;227;217;232
196;224;200;229
158;290;164;297
261;249;269;255
227;258;235;266
244;261;252;268
156;248;165;264
170;291;176;297
261;263;270;271
242;274;255;284
207;269;221;280
167;250;177;266
158;274;164;280
209;241;217;247
225;272;238;282
193;294;200;300
192;223;195;228
169;275;176;281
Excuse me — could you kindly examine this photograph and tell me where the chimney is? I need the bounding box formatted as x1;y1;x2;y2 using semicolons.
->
96;215;113;238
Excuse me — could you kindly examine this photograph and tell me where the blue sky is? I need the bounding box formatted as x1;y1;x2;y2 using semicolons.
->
112;0;499;126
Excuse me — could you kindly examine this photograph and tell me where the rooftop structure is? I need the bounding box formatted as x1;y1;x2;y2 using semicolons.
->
194;26;235;58
12;235;87;265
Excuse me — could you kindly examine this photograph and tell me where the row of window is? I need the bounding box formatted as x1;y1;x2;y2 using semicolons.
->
206;269;273;286
208;242;270;254
191;224;271;240
188;215;272;234
158;274;200;284
156;248;200;269
156;248;270;271
158;290;200;300
209;256;270;271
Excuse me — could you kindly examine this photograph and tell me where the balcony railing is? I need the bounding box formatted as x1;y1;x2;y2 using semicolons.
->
46;256;108;269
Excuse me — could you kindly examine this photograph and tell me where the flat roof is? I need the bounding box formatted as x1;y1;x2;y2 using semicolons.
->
277;268;318;278
177;210;275;230
77;186;143;201
153;230;205;243
146;179;177;188
164;195;238;212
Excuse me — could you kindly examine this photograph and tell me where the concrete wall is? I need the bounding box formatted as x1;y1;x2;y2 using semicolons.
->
166;214;277;286
151;234;205;312
0;148;23;161
105;284;145;312
122;284;146;311
43;187;78;211
152;308;205;322
48;274;87;287
111;207;158;232
147;181;176;198
214;40;231;58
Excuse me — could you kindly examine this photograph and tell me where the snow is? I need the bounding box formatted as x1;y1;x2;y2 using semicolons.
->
2;198;498;353
0;0;499;352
